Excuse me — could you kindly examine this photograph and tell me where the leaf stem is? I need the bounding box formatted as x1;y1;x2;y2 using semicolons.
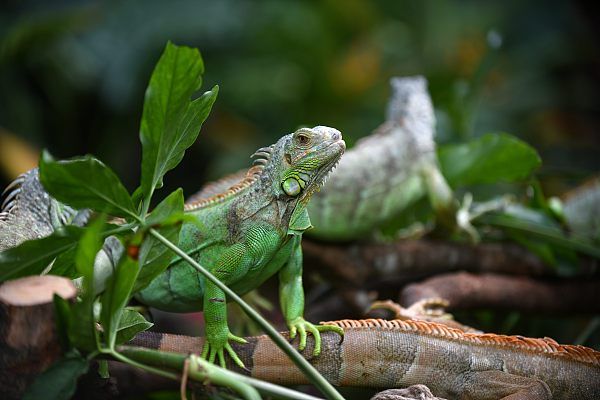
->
148;228;344;400
105;349;179;380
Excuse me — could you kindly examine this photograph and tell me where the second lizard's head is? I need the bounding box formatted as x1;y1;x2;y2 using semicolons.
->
255;126;345;205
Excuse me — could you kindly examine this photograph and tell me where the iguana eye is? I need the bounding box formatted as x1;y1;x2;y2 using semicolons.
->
296;134;310;146
282;177;301;196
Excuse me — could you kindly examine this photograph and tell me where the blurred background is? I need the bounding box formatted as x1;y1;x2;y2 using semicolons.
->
0;0;598;198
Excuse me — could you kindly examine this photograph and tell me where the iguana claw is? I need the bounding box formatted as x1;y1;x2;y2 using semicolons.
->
201;332;248;369
288;317;344;356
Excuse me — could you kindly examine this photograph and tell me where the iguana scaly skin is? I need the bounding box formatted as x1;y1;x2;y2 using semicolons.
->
136;126;345;367
131;318;600;400
0;169;89;252
308;76;455;240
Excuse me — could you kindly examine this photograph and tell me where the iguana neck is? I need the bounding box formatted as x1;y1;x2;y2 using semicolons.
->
183;139;303;230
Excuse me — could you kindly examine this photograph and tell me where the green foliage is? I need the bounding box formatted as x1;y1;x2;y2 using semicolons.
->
438;133;541;187
139;41;218;202
39;152;137;220
478;205;600;261
135;189;184;292
100;253;140;349
22;351;89;400
115;308;154;344
49;247;79;279
0;226;82;281
69;217;105;351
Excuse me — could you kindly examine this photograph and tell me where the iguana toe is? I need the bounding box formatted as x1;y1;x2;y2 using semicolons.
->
288;317;344;356
201;333;247;369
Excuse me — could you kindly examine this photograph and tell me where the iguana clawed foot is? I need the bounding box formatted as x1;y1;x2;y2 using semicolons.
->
370;298;452;321
201;330;248;369
288;316;344;356
456;193;480;243
370;299;481;333
456;192;514;243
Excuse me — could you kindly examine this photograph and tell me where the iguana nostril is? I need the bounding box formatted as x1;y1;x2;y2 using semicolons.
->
331;131;340;141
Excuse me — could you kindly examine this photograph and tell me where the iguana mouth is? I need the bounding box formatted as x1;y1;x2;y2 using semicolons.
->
300;139;345;202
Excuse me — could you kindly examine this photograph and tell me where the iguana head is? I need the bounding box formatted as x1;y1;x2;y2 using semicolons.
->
184;126;344;212
265;126;345;204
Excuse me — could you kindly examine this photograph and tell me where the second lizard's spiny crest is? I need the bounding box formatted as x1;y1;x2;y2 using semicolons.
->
0;169;81;225
324;318;600;367
185;126;345;210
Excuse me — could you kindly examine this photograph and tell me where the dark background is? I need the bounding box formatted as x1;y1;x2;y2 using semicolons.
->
1;0;599;198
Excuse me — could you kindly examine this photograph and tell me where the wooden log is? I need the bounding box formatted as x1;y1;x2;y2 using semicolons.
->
400;272;600;313
0;275;76;399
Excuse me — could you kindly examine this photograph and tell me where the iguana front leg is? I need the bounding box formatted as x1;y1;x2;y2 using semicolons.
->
279;236;343;355
201;243;248;368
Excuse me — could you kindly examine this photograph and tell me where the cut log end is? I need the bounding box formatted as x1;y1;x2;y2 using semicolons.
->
0;275;77;399
0;274;76;306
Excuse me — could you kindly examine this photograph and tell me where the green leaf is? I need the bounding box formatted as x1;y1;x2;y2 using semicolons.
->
100;252;140;349
134;189;184;292
97;360;110;379
115;308;153;345
76;216;106;278
0;226;83;282
477;206;600;259
53;294;73;349
139;41;218;200
22;352;89;400
69;216;106;352
39;151;137;219
438;133;541;187
49;248;78;279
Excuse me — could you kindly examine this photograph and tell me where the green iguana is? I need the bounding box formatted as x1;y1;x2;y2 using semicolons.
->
0;126;346;369
130;317;600;399
137;125;345;367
